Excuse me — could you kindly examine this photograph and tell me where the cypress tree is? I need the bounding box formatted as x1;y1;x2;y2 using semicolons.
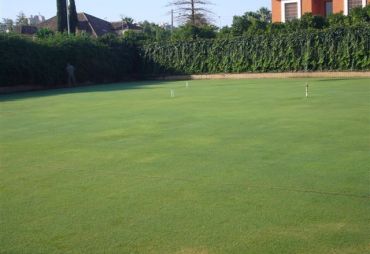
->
69;0;78;34
57;0;67;32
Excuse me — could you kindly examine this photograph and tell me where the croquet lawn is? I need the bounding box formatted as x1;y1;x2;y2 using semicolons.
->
1;78;369;254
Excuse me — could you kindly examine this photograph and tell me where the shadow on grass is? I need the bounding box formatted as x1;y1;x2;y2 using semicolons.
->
0;80;173;102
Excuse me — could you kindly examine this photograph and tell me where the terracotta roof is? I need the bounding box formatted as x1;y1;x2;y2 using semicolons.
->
37;16;58;31
82;13;114;36
76;13;91;32
35;12;142;37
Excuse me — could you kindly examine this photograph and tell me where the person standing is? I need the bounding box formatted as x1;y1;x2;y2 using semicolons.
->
66;63;76;86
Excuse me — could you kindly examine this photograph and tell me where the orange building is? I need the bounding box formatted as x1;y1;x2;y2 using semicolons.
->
272;0;369;22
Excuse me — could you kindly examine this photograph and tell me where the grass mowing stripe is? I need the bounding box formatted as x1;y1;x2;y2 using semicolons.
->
112;173;370;199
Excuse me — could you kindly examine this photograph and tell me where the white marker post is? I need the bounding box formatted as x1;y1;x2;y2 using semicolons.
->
170;89;175;98
186;81;189;88
306;83;309;98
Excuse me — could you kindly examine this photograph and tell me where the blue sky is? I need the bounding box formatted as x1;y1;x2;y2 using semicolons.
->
0;0;271;26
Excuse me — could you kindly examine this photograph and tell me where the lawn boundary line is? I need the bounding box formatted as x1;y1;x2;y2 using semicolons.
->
155;71;370;81
128;174;370;200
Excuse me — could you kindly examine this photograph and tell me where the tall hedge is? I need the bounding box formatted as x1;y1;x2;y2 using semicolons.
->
0;34;138;87
0;27;369;87
140;27;370;75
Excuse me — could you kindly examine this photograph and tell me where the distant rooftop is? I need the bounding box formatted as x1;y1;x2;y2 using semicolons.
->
34;12;142;37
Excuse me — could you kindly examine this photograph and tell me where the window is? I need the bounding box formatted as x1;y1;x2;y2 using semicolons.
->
344;0;367;15
281;0;301;22
285;3;298;21
326;1;333;16
348;0;364;10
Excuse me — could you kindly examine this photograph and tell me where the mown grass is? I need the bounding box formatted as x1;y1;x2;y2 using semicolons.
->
0;78;369;254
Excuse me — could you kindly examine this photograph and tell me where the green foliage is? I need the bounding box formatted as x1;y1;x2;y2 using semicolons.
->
121;21;172;43
140;21;171;42
141;27;370;75
217;26;233;39
230;8;272;36
172;24;217;40
231;15;251;36
349;6;370;25
122;30;149;44
228;6;369;38
36;28;55;39
325;7;370;28
123;21;217;45
1;25;369;87
267;22;286;33
281;14;328;32
327;13;350;27
98;33;121;46
300;13;328;29
0;33;137;87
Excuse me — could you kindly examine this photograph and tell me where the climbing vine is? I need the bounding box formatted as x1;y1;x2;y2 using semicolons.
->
141;27;370;75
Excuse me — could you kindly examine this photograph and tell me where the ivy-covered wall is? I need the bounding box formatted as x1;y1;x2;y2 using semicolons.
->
141;27;370;75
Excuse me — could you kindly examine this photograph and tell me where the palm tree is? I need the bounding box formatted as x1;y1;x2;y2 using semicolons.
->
121;16;134;25
257;7;272;23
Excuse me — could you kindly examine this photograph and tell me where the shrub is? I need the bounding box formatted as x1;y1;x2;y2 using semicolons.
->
1;26;369;87
141;27;370;75
0;33;137;87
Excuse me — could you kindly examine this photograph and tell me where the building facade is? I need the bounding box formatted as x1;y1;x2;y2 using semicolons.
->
272;0;369;23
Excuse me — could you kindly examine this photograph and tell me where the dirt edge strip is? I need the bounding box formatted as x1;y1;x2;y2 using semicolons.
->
156;71;370;80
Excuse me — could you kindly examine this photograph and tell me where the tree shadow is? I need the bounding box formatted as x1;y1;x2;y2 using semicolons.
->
0;80;176;102
0;57;190;102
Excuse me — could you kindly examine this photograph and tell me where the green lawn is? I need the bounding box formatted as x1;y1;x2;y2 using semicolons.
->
1;78;369;254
